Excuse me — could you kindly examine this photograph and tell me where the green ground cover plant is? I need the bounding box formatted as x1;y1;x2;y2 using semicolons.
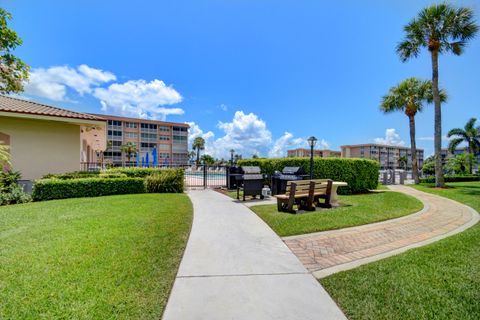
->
0;193;192;319
320;182;480;320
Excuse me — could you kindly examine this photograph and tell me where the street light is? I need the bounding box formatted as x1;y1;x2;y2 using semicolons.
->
230;149;235;166
307;136;317;179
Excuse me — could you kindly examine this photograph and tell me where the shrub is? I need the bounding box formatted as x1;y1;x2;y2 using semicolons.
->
41;171;100;180
98;172;128;179
106;167;165;178
237;157;379;194
32;178;146;201
0;185;32;205
419;175;480;184
145;169;184;193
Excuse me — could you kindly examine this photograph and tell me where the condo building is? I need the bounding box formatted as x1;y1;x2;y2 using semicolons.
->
441;148;480;168
341;144;424;170
91;114;189;166
287;148;341;158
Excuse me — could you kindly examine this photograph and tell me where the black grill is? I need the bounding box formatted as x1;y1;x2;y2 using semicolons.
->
236;166;267;201
271;167;307;195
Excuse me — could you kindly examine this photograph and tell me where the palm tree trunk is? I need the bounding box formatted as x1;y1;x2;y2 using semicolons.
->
196;148;200;165
468;144;473;174
408;115;419;184
431;49;445;187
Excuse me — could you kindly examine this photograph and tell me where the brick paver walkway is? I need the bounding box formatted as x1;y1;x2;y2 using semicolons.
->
284;185;479;277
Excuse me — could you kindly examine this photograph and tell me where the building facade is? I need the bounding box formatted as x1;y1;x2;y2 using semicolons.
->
341;144;424;170
441;148;480;169
92;114;189;166
287;148;341;158
0;96;106;180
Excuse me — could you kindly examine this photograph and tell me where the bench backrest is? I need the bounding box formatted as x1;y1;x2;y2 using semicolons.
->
285;179;333;195
285;180;312;195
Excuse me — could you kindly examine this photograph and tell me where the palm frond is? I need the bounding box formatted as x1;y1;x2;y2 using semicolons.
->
448;138;464;153
447;127;468;139
464;117;477;131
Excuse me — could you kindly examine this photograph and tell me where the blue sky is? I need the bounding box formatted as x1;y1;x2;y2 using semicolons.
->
4;0;480;158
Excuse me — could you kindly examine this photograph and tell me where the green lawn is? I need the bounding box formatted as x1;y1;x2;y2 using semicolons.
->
249;191;423;237
320;182;480;320
0;194;192;319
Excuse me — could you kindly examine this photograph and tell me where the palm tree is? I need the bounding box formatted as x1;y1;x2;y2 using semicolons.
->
0;142;10;170
120;142;137;165
398;156;408;171
381;77;446;184
397;3;478;187
192;137;205;165
447;118;480;174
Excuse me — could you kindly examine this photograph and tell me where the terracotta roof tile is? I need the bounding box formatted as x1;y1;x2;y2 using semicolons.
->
0;96;104;121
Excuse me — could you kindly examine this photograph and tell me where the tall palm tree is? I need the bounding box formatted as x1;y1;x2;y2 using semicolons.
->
397;3;478;187
120;142;137;165
447;118;480;174
381;77;447;184
192;137;205;165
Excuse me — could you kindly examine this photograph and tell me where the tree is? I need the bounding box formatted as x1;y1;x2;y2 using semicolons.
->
380;77;446;184
200;154;215;165
398;155;408;170
0;8;29;94
446;153;473;175
252;154;259;159
422;155;436;175
447;118;480;174
0;141;10;170
188;151;196;162
120;142;137;164
192;137;205;165
397;3;478;187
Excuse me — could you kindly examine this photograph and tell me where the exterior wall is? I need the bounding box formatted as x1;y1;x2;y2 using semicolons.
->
341;144;424;170
98;115;189;166
287;148;341;158
0;116;81;180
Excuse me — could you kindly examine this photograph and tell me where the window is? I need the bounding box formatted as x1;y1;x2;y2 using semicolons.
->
108;130;122;137
125;132;138;139
158;144;170;150
140;142;156;149
108;120;122;126
112;141;122;147
159;126;170;132
173;135;187;142
173;127;187;132
141;133;157;140
141;123;157;130
159;136;170;141
125;122;138;128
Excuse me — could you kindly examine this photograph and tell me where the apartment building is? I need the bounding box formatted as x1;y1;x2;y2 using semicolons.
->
341;144;424;170
287;148;341;158
441;148;480;167
91;114;189;166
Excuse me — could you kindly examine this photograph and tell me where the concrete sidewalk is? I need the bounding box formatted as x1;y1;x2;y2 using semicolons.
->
163;190;346;320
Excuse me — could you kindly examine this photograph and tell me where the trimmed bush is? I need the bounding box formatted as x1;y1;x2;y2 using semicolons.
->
145;169;184;193
106;167;165;178
237;157;379;194
32;178;145;201
98;172;128;179
41;171;100;180
419;175;480;184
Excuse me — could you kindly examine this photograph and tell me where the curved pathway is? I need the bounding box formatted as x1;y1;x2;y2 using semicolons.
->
284;185;479;279
163;189;346;320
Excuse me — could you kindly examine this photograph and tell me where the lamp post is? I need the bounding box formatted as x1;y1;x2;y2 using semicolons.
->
307;136;317;179
230;149;235;166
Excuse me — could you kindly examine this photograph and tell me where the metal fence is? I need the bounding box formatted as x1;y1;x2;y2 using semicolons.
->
79;162;228;188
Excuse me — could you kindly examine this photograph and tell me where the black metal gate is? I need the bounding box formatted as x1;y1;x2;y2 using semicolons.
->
184;165;228;188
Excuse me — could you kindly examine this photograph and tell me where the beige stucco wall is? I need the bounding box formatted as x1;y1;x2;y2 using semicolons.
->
0;116;81;180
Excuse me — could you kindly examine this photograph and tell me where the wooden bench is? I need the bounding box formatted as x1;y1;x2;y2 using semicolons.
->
275;179;333;213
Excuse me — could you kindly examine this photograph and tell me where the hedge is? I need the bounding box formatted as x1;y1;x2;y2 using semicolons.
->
106;167;166;178
32;178;146;201
237;157;379;194
145;169;184;193
419;175;480;184
41;171;100;180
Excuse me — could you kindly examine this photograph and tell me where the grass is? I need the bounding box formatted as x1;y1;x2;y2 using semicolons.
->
249;191;423;237
0;194;192;319
320;182;480;320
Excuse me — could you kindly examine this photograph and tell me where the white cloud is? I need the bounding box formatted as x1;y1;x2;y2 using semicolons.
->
93;79;183;120
374;128;405;146
418;135;452;142
24;64;116;101
319;138;330;149
186;121;215;146
269;132;304;157
218;103;228;111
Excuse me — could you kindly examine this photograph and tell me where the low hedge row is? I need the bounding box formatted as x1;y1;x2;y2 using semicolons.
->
419;175;480;184
32;178;146;201
42;171;100;180
106;167;165;178
145;169;184;193
237;157;379;194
